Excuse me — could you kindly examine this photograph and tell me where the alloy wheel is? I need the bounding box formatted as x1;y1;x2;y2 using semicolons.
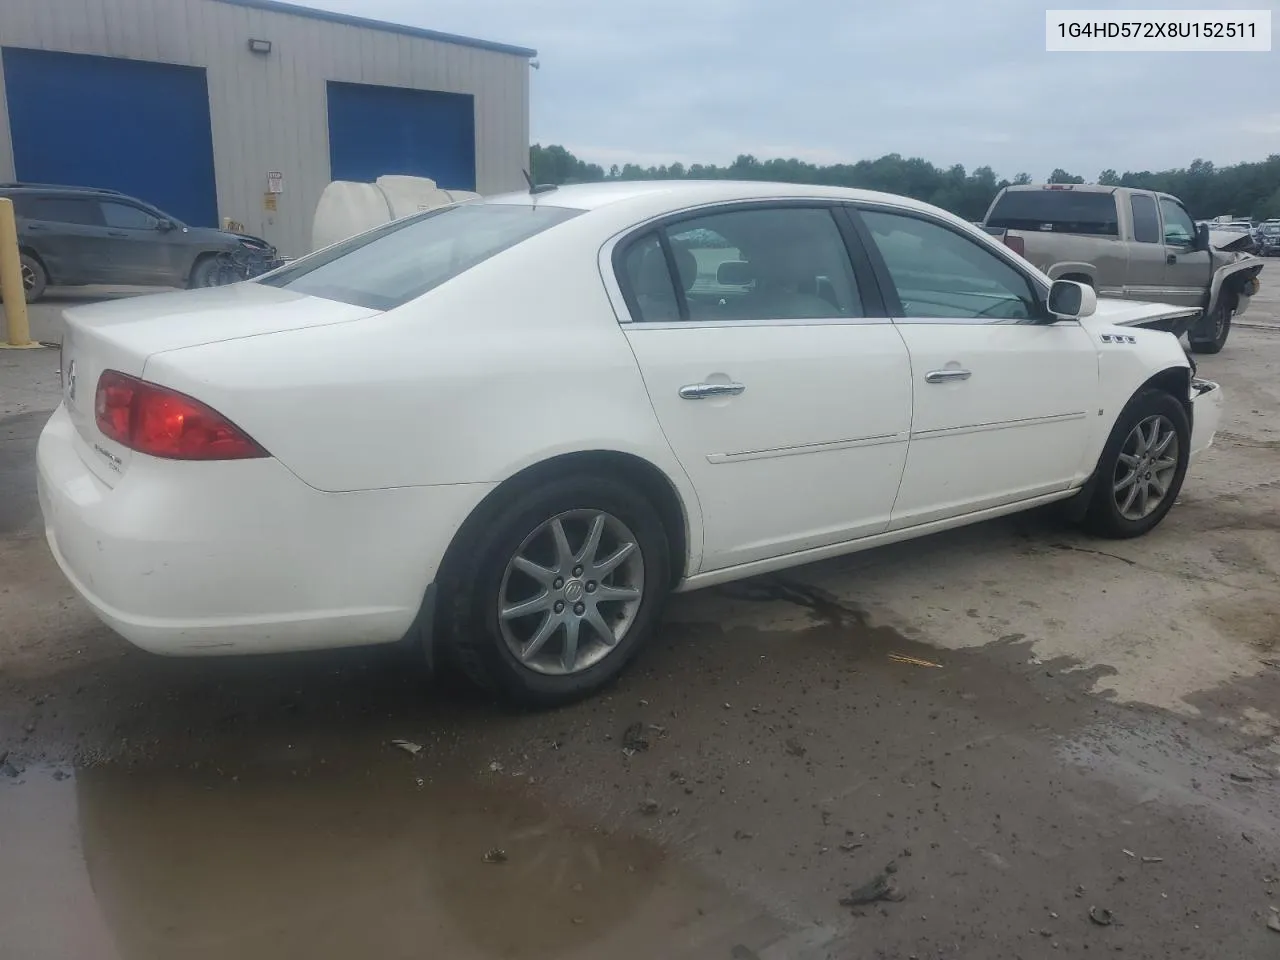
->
1113;415;1179;521
497;509;645;676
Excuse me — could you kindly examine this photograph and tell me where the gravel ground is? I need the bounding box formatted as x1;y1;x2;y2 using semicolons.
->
1;284;1278;959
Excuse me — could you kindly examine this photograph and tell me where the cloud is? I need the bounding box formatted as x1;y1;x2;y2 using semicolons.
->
278;0;1280;179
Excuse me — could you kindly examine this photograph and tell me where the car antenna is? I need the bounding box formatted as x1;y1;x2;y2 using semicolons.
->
522;168;558;197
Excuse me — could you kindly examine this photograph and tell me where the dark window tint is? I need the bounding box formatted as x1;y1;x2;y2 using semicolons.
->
1129;194;1160;243
101;201;159;230
985;189;1119;237
862;209;1039;322
29;197;103;226
1158;197;1195;245
619;233;681;322
260;201;582;310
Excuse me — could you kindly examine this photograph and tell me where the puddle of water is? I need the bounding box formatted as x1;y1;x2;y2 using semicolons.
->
0;760;791;960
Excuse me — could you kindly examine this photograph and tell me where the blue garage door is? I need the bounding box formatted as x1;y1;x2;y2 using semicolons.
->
2;47;218;226
327;81;476;191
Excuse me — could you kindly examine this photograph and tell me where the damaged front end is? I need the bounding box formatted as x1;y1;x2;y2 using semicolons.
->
1207;242;1264;318
1090;300;1204;338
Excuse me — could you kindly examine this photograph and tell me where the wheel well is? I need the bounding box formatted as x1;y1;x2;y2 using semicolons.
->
1068;365;1195;523
1218;283;1242;312
188;252;219;280
1138;366;1192;421
439;451;691;591
18;246;46;273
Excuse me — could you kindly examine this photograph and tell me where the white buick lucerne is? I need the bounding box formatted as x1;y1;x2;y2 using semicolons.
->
37;180;1223;705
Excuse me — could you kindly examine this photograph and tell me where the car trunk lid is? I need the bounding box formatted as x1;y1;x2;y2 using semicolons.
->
57;283;380;487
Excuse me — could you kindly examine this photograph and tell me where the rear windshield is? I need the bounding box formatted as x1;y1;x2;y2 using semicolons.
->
985;189;1120;237
259;202;583;310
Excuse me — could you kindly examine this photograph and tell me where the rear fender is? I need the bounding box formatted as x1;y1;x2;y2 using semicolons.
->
1045;261;1099;285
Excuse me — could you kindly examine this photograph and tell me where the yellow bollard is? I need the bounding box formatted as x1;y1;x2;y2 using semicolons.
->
0;197;41;349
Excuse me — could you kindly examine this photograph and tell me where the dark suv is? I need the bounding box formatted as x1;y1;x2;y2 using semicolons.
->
1;182;277;302
1258;222;1280;257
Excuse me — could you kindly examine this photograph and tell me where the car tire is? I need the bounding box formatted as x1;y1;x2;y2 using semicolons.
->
188;255;225;289
1081;388;1190;540
1188;299;1231;355
20;253;47;302
437;474;671;709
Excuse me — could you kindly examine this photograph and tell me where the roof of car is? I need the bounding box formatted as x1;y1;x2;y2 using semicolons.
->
0;182;128;197
483;179;948;216
998;183;1117;194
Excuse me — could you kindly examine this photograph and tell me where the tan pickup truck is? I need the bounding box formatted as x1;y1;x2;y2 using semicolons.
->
981;183;1264;354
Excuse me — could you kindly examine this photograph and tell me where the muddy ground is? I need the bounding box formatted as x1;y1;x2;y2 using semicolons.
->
2;289;1279;959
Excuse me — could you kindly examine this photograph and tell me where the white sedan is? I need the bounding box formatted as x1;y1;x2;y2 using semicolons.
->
37;181;1223;706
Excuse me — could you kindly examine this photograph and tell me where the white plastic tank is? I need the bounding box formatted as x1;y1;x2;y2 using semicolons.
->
309;175;481;253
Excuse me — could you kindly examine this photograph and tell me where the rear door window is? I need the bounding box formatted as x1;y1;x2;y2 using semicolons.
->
1129;194;1161;243
617;205;863;323
29;197;104;226
985;190;1120;237
260;202;582;310
618;233;682;323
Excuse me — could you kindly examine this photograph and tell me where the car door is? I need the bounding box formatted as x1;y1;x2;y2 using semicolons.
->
1124;192;1170;300
851;205;1099;530
98;199;174;284
20;195;111;284
1157;196;1211;308
615;203;914;573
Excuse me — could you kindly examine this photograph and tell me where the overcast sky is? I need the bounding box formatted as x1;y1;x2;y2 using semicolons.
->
279;0;1278;180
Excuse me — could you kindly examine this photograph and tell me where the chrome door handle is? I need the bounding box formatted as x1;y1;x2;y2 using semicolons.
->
925;369;972;384
679;381;746;399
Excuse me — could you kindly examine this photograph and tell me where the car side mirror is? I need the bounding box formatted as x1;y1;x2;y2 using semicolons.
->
1193;222;1210;251
156;218;175;232
1047;279;1097;320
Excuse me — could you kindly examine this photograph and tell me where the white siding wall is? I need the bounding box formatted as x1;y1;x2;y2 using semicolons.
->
0;0;530;256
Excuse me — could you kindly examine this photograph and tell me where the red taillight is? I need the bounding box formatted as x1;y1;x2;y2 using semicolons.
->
94;370;268;460
1003;234;1026;256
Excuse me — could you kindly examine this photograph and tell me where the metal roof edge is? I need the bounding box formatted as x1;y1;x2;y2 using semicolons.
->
210;0;538;58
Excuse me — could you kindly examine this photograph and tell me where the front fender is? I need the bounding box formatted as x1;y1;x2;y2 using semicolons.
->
1207;256;1264;316
1081;323;1193;472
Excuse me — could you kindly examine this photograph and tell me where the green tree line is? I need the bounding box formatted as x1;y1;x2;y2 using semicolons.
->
530;144;1280;223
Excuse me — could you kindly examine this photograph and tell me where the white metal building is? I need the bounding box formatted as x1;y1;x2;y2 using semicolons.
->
0;0;534;256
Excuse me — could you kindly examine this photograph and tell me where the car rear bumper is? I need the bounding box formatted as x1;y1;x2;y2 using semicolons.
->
1189;378;1222;461
36;403;488;656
